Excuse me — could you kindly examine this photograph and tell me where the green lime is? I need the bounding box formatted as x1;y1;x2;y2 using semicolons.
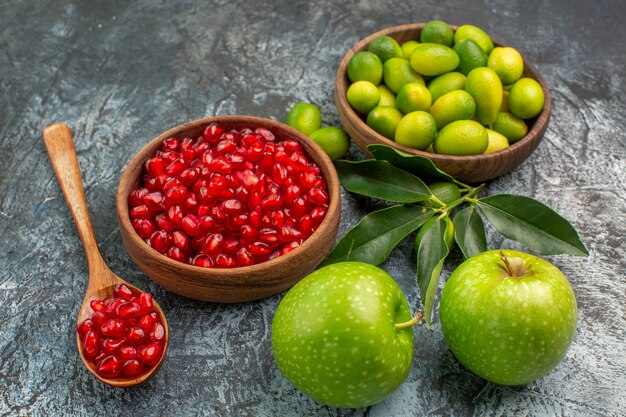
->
346;80;381;114
428;72;467;102
465;67;502;127
394;111;437;150
453;24;494;54
377;85;397;107
310;126;350;160
508;77;545;119
401;40;420;59
429;90;476;129
396;83;432;114
347;51;383;84
383;57;425;93
453;39;488;75
420;20;454;47
434;120;488;155
415;217;454;250
366;106;404;139
488;47;524;85
428;182;462;205
493;112;528;143
368;35;403;63
285;102;322;135
484;128;510;153
410;43;459;76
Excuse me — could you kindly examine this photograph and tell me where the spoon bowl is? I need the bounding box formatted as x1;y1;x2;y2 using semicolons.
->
43;123;168;388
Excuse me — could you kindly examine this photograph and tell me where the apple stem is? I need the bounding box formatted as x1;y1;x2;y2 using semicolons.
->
500;250;515;277
394;310;424;330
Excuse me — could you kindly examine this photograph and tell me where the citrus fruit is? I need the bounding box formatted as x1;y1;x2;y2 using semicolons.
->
420;20;454;47
423;181;462;208
368;35;403;63
383;57;425;93
396;82;432;114
493;112;528;143
453;24;494;54
428;72;467;102
433;120;488;155
367;106;404;139
346;80;381;114
465;67;502;127
509;77;545;119
310;126;350;160
484;128;510;153
377;85;397;107
488;47;524;85
394;111;437;150
285;102;322;135
401;40;420;59
415;217;454;249
410;43;460;76
453;39;488;75
429;90;476;129
347;51;383;84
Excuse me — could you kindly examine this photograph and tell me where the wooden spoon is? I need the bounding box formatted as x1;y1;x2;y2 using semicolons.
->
43;123;168;387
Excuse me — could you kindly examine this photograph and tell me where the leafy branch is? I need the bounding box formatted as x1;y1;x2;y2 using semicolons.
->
323;144;588;328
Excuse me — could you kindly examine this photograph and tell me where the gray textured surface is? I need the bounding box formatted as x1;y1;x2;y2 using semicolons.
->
1;0;625;416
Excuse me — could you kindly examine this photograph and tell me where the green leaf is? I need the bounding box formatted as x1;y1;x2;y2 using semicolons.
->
368;144;465;186
416;218;451;329
321;205;435;266
335;160;432;203
453;205;488;259
476;194;589;256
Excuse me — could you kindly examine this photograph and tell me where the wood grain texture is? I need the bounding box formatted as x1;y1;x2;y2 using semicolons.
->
117;116;341;302
335;23;551;184
0;0;624;415
42;123;169;388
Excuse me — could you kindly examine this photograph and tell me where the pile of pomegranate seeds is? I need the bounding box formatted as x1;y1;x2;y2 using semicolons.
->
128;123;329;268
77;284;165;379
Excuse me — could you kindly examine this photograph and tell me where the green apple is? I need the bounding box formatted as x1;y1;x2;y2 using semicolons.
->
272;262;415;408
440;249;577;385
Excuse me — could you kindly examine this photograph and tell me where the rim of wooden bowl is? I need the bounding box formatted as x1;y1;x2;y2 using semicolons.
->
116;115;341;299
335;22;552;183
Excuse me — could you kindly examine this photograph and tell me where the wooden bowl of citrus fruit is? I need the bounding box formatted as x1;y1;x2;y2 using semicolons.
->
335;22;551;183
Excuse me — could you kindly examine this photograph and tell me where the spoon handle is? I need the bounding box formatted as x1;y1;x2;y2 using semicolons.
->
43;123;108;276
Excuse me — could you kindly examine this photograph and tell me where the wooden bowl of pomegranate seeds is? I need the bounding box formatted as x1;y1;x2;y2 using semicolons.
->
117;116;340;302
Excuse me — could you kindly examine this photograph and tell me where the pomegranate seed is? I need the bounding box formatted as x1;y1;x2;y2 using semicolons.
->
236;248;254;266
145;157;166;177
223;237;240;253
97;355;122;378
210;157;232;174
259;228;279;246
192;254;214;268
271;210;285;228
256;128;275;142
248;242;271;257
77;319;93;340
101;319;125;338
167;205;184;226
128;188;148;207
181;214;200;236
150;230;170;253
203;123;224;142
119;346;139;361
83;330;99;358
165;158;186;176
240;225;258;240
227;214;248;230
156;215;176;232
113;284;134;301
280;225;303;242
201;234;223;254
105;298;126;316
149;322;166;343
311;206;327;225
164;186;187;205
125;327;146;345
223;199;242;215
101;338;125;355
261;194;283;211
138;313;157;333
130;205;151;219
289;197;308;218
90;300;106;313
91;311;107;328
165;247;186;262
132;219;157;239
282;241;301;254
283;140;302;153
139;342;164;366
284;184;301;203
172;230;190;253
308;187;329;205
117;302;143;319
144;192;165;211
123;359;144;377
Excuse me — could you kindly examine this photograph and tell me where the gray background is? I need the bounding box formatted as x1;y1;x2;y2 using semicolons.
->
1;0;624;416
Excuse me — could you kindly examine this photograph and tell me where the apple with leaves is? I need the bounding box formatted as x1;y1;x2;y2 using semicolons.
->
440;249;578;385
272;262;418;408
